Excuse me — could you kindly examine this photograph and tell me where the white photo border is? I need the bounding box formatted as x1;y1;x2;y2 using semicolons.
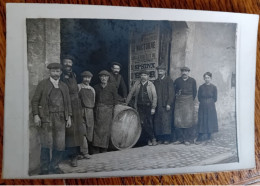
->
4;3;259;178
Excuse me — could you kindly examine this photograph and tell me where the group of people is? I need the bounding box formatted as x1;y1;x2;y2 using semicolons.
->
32;55;219;175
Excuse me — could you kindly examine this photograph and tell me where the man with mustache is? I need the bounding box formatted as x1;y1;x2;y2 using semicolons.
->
60;55;82;167
78;71;95;158
126;70;157;146
173;67;197;145
153;64;175;145
31;63;72;174
109;62;127;102
92;70;117;153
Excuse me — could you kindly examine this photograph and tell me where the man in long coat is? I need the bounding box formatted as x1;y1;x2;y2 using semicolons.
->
78;71;95;158
109;62;127;102
93;70;117;153
31;63;72;174
153;64;175;144
60;55;82;167
173;66;197;145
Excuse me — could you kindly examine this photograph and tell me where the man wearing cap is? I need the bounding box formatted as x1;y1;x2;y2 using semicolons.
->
60;55;82;167
126;70;157;146
93;70;117;153
109;62;127;102
153;64;175;145
173;66;197;145
78;71;95;159
31;63;72;174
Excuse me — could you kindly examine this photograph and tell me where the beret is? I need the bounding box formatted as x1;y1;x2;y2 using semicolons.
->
180;66;190;71
111;62;122;68
156;64;167;70
139;70;150;75
47;63;62;69
81;71;93;77
61;54;75;61
98;70;110;76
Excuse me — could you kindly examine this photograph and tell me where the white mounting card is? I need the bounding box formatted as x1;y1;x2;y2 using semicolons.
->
3;3;259;179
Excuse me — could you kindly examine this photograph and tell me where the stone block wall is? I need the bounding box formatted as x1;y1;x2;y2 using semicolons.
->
27;19;60;174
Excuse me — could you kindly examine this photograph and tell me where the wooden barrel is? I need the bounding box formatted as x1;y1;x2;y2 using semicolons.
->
111;104;141;150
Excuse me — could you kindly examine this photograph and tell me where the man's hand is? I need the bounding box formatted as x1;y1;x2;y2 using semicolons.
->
66;116;72;128
166;105;171;111
34;115;41;127
151;108;155;115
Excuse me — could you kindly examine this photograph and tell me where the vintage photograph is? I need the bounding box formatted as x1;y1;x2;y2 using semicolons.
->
27;18;238;176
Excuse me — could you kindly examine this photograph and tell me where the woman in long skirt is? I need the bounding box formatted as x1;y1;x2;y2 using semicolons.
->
196;72;218;144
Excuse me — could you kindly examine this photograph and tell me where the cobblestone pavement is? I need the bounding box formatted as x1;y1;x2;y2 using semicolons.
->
59;122;238;173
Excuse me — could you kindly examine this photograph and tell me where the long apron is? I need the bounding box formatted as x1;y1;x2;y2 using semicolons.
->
92;104;113;148
82;108;94;142
40;112;66;151
174;95;194;128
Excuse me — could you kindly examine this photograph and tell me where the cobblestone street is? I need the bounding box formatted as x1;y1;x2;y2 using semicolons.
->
59;121;238;174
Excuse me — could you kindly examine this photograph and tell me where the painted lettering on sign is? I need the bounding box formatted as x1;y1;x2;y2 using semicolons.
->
129;25;160;87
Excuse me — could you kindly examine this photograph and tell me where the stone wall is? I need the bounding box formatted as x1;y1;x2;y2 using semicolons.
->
27;19;60;174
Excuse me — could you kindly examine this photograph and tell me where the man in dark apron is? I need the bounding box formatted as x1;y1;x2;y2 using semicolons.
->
173;67;197;145
60;55;82;167
78;71;95;158
93;70;117;153
31;63;72;174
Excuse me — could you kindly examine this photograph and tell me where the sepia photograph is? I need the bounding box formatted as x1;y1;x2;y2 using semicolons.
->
3;4;258;179
27;18;238;175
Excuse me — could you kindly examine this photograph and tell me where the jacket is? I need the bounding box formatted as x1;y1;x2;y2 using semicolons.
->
126;80;157;109
31;78;72;123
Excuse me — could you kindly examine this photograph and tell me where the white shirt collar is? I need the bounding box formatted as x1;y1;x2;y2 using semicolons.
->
50;77;60;88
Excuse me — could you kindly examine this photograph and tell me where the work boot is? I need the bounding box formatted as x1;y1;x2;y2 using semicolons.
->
40;148;50;175
173;141;182;145
152;138;157;146
71;156;78;167
49;165;64;174
148;140;152;146
184;141;190;145
164;141;169;145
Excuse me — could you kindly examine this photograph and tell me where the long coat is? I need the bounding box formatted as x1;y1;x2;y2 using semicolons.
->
61;72;82;147
197;83;218;133
31;78;72;149
153;76;175;135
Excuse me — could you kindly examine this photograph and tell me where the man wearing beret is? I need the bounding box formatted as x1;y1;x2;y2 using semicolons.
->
31;63;72;174
126;70;157;146
173;66;197;145
109;62;128;102
60;55;82;167
92;70;117;153
78;71;95;159
153;64;175;145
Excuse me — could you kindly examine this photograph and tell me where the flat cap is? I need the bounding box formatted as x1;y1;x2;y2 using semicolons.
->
81;71;93;77
139;70;150;75
47;63;62;69
156;64;167;70
111;62;122;68
180;66;190;71
98;70;110;76
61;54;75;61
